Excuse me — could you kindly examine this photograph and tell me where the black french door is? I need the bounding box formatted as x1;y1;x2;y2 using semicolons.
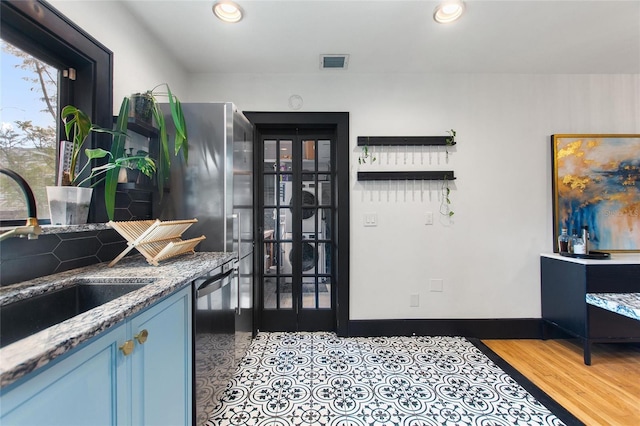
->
258;128;336;331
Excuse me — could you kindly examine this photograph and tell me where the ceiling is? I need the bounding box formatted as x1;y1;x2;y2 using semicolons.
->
122;0;640;75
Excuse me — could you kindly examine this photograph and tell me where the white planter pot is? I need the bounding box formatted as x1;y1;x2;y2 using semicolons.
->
46;186;93;225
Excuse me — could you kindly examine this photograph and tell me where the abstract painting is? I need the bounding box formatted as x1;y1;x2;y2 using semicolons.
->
552;134;640;252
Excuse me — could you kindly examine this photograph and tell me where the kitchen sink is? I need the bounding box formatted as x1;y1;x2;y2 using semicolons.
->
0;279;153;348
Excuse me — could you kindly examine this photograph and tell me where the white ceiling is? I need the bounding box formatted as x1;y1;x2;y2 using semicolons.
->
122;0;640;75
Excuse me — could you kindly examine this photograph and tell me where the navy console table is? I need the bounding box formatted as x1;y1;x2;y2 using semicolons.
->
540;253;640;365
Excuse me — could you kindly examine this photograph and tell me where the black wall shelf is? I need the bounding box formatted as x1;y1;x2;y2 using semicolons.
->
358;171;455;181
357;136;454;146
113;116;159;138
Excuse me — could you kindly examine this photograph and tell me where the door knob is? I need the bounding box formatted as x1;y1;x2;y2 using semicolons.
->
119;340;134;356
134;329;149;344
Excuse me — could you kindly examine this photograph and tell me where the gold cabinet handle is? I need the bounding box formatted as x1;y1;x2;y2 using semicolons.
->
119;340;134;356
134;329;149;344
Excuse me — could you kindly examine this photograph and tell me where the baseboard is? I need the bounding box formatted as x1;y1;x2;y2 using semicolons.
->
346;318;543;339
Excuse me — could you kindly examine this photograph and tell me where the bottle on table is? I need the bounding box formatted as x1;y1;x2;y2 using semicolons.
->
558;228;570;253
572;230;585;254
581;225;589;255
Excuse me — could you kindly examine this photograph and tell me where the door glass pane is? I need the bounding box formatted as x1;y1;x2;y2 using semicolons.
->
0;39;58;221
280;178;291;206
281;239;293;274
300;241;317;273
302;276;317;309
318;176;331;206
319;208;331;240
263;237;276;276
317;140;331;171
316;242;330;275
263;140;276;172
279;277;293;309
319;280;331;309
263;176;277;206
279;140;292;171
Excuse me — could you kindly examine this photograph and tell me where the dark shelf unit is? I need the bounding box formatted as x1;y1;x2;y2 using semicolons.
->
111;116;159;220
357;136;455;146
357;171;455;181
541;255;640;365
124;118;159;138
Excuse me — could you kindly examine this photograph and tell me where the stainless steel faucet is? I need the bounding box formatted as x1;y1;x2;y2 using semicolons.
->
0;168;42;241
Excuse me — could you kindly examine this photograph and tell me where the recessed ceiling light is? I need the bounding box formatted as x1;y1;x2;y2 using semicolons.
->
433;0;465;24
213;1;243;23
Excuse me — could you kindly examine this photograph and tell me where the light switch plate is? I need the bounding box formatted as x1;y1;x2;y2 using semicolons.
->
425;211;433;225
363;213;377;227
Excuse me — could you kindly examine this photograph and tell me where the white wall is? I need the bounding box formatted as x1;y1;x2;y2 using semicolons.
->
48;2;639;320
187;72;639;319
49;0;189;114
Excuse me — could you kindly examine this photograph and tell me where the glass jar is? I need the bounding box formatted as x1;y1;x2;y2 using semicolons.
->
572;231;585;254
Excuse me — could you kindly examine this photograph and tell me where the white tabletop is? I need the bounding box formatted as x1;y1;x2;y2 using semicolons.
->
541;253;640;265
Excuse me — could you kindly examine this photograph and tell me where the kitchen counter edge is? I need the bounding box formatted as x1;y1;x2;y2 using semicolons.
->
0;251;236;389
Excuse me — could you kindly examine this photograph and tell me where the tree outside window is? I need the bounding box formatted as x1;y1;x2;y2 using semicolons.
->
0;39;57;221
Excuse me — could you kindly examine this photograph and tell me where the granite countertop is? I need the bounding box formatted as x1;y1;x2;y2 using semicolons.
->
586;293;640;322
0;251;235;388
0;223;111;235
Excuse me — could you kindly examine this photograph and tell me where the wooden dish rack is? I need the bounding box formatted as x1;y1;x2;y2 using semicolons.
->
108;219;206;267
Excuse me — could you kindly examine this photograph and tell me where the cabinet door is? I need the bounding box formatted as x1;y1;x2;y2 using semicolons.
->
130;286;192;426
0;323;127;426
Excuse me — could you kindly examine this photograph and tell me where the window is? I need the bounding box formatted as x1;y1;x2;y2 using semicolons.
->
1;39;58;220
0;0;113;224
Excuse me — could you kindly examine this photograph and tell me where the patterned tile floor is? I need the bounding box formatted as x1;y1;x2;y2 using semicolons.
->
205;333;567;426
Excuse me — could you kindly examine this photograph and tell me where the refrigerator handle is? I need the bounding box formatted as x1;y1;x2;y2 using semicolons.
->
234;262;241;315
233;213;242;315
232;213;241;259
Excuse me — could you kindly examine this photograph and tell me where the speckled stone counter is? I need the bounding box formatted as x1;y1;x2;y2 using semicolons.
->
586;293;640;322
0;223;111;235
0;251;235;388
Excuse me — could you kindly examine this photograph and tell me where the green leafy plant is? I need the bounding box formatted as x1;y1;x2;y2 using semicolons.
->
358;145;376;164
61;98;156;220
130;83;189;194
445;129;456;145
445;128;456;160
440;177;454;217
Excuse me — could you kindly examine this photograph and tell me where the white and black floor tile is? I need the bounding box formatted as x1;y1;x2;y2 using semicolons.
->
204;333;578;426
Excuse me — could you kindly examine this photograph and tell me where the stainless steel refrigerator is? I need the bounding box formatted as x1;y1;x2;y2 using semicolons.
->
157;102;253;425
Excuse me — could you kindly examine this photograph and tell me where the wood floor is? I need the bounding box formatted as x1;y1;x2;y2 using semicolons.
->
482;339;640;426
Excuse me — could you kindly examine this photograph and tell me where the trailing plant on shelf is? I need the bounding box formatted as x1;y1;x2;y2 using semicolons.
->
445;128;456;160
130;83;189;193
61;98;156;220
440;176;454;217
445;129;456;145
358;145;376;165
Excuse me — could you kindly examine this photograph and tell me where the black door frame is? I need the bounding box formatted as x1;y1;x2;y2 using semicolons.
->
245;111;350;336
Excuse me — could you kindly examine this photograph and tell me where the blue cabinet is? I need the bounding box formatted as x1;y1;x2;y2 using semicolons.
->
1;286;192;425
131;286;192;425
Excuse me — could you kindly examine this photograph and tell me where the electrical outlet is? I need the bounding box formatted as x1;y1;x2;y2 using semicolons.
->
430;279;443;292
410;294;420;307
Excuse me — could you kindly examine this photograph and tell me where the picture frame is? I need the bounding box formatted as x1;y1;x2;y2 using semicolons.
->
551;134;640;252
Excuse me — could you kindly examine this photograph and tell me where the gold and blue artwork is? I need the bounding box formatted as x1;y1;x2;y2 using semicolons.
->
552;134;640;252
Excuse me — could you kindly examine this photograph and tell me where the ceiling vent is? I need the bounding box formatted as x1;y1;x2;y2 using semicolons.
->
320;54;349;70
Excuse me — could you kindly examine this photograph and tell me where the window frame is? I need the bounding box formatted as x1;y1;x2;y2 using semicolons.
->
1;0;113;223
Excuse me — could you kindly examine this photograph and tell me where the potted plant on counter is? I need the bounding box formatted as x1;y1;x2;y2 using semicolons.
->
48;98;156;224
